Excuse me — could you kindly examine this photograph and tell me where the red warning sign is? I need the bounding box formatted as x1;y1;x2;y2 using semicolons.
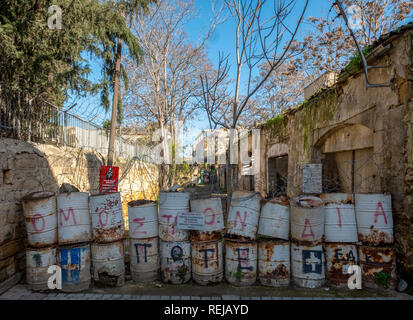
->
99;166;119;193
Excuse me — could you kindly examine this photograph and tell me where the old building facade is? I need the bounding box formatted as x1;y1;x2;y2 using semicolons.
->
251;26;413;282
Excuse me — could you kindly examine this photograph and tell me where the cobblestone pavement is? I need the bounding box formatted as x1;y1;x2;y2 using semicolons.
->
1;284;412;300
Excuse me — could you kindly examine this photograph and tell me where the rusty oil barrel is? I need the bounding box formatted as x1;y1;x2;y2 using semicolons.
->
26;246;56;291
358;245;397;289
130;237;159;282
160;240;191;284
57;192;92;245
257;197;290;240
58;242;91;292
191;234;223;285
290;196;324;245
91;240;125;287
128;200;158;239
355;194;394;245
190;197;225;241
225;238;257;286
90;193;125;244
320;193;358;243
226;191;261;240
258;239;290;287
158;192;191;242
324;243;358;287
291;242;325;288
22;191;57;248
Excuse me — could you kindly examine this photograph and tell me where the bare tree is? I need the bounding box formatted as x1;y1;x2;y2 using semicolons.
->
291;0;413;77
253;0;412;124
123;0;224;190
199;0;309;204
254;58;308;119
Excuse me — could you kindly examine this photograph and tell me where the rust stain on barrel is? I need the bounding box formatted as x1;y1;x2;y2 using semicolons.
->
264;264;289;279
190;231;221;242
94;224;125;243
358;231;392;246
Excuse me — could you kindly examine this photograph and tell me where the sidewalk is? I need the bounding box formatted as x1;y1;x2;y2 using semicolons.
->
1;283;412;300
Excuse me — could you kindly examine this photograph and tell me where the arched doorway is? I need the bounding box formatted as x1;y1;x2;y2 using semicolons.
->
319;124;379;193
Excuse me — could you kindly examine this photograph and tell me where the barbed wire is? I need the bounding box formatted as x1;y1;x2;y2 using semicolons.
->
267;146;389;198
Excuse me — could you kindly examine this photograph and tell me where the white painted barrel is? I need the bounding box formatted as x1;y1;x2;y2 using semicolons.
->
324;243;358;287
225;238;257;286
58;243;91;292
358;245;397;289
190;198;225;232
158;192;191;242
91;241;125;287
291;242;325;288
130;237;159;282
22;192;57;247
191;239;223;285
26;246;56;291
90;193;125;243
290;196;324;244
57;192;91;245
257;199;290;240
320;193;358;243
258;239;290;287
128;200;158;239
160;240;191;284
355;194;394;245
227;191;261;240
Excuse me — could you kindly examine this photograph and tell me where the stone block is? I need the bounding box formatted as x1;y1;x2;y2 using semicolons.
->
0;256;14;270
0;224;13;245
0;272;22;295
0;261;16;282
15;156;37;170
0;239;25;260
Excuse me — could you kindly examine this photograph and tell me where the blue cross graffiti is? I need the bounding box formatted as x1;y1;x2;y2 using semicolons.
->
60;247;86;284
302;250;322;274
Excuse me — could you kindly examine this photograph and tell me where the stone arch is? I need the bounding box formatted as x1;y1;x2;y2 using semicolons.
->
315;124;378;193
315;123;374;153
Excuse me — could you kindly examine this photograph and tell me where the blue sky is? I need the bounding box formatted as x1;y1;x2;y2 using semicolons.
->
65;0;333;148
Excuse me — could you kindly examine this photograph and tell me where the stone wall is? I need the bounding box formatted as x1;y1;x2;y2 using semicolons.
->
0;138;159;292
256;29;413;282
0;139;59;293
34;143;159;229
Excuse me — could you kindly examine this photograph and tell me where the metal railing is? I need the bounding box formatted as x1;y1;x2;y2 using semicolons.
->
0;85;158;163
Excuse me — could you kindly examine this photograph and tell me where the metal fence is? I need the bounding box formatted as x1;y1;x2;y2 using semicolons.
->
0;85;157;162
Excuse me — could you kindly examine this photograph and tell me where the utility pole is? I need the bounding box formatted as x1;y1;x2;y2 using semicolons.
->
107;37;123;166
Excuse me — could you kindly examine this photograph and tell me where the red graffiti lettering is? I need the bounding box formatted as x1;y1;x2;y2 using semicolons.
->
59;207;77;226
204;208;216;225
301;218;315;239
374;202;388;224
337;208;342;228
98;209;109;227
235;211;247;231
132;217;147;235
32;214;45;232
161;214;173;224
161;214;178;235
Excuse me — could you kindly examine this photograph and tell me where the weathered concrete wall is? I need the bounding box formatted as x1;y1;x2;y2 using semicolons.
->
257;30;413;281
0;138;159;292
